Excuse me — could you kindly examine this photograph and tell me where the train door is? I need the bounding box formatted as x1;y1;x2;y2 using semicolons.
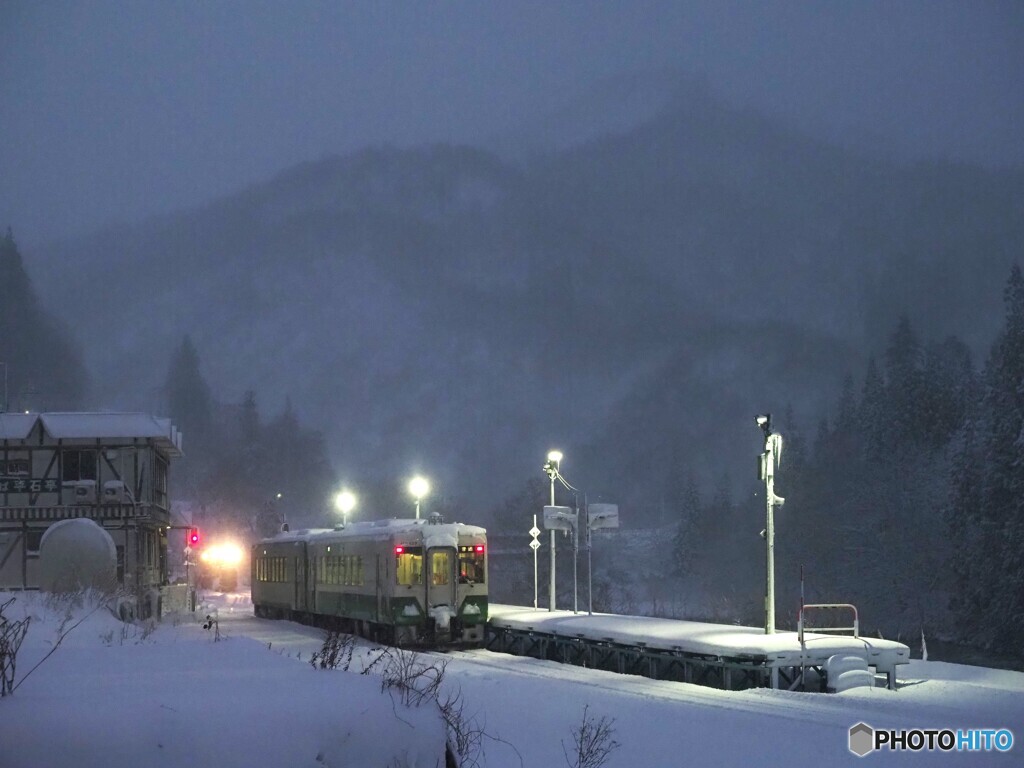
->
294;545;306;612
426;547;457;610
375;554;383;622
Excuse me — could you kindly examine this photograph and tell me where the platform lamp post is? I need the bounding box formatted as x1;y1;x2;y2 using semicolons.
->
543;450;562;611
0;361;8;412
409;476;429;520
756;414;785;635
334;489;356;527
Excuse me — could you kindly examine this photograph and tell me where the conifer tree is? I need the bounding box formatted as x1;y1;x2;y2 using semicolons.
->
858;356;886;456
165;335;213;453
0;228;88;410
975;265;1024;649
671;473;701;579
884;315;925;450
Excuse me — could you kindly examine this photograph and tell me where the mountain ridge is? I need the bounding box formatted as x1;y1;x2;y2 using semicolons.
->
26;87;1024;513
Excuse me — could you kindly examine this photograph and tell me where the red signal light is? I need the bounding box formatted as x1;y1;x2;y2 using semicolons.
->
394;546;404;554
188;528;200;546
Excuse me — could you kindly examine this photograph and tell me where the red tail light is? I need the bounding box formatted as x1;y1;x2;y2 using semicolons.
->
475;545;485;553
394;546;404;554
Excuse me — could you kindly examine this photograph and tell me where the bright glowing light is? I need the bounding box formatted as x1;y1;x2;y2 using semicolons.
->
547;450;563;464
408;476;430;500
475;545;485;553
334;489;356;514
199;542;244;567
395;546;404;554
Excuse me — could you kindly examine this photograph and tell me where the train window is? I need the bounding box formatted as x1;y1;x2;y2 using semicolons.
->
458;545;486;584
396;546;423;586
257;556;288;583
430;550;451;586
344;555;357;586
354;556;364;586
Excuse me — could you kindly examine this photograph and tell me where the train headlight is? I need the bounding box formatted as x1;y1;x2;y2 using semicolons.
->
200;543;244;567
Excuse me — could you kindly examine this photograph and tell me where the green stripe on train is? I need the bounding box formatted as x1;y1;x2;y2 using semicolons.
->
315;591;379;621
312;592;487;627
458;595;488;625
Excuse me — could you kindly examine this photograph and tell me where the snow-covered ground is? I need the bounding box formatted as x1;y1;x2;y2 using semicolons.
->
2;591;1021;767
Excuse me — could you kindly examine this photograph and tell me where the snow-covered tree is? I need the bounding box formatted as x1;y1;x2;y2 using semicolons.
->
952;265;1024;650
0;228;89;410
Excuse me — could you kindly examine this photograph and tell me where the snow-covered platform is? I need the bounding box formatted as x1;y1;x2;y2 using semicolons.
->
486;604;910;692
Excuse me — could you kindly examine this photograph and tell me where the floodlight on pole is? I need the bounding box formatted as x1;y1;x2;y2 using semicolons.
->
543;450;562;611
409;476;430;519
334;489;356;526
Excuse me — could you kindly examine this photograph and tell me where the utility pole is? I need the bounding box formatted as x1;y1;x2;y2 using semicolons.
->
756;414;785;635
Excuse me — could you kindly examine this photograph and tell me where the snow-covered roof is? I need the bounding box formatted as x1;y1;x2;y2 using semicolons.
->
262;518;487;546
488;604;911;664
0;412;183;456
0;412;37;439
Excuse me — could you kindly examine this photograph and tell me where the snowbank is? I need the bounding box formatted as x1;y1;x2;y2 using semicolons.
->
0;593;447;768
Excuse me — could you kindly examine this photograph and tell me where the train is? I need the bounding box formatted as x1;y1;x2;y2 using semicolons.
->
197;541;245;591
251;516;488;646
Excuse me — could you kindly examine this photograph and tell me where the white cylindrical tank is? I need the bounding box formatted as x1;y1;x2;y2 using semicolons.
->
38;518;117;593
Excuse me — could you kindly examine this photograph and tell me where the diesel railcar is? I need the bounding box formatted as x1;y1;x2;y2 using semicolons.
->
251;517;487;645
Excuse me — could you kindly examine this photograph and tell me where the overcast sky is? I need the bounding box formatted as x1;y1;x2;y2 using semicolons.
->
1;1;1021;248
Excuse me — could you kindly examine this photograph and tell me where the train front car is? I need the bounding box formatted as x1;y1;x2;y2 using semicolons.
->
393;520;488;646
251;519;488;647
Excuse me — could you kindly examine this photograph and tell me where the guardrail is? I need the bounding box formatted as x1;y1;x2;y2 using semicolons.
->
798;603;859;644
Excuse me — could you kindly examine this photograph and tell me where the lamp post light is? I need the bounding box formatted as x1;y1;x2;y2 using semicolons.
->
756;413;785;635
334;489;356;527
408;476;430;520
543;450;562;611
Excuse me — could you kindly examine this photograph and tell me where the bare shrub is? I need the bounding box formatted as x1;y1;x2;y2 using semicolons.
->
439;686;485;768
563;705;620;768
10;589;109;695
310;630;355;671
370;647;446;707
1;597;31;697
362;647;490;767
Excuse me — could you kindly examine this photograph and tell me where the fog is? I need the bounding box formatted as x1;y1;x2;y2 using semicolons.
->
2;1;1021;244
2;1;1024;645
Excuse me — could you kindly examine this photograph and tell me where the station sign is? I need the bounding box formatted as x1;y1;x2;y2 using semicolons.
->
587;503;619;529
543;505;576;531
0;478;60;493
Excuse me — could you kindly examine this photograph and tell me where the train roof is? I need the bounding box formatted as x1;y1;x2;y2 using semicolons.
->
256;518;486;549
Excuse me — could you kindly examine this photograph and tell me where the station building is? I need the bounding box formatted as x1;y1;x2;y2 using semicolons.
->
0;412;183;615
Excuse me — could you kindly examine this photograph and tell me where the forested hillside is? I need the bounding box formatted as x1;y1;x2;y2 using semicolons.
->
12;83;1024;654
0;229;89;411
29;89;1024;515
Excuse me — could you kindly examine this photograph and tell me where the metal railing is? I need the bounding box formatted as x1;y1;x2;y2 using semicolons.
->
798;603;859;644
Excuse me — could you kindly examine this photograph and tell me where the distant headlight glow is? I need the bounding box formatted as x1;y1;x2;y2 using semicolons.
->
199;542;244;567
